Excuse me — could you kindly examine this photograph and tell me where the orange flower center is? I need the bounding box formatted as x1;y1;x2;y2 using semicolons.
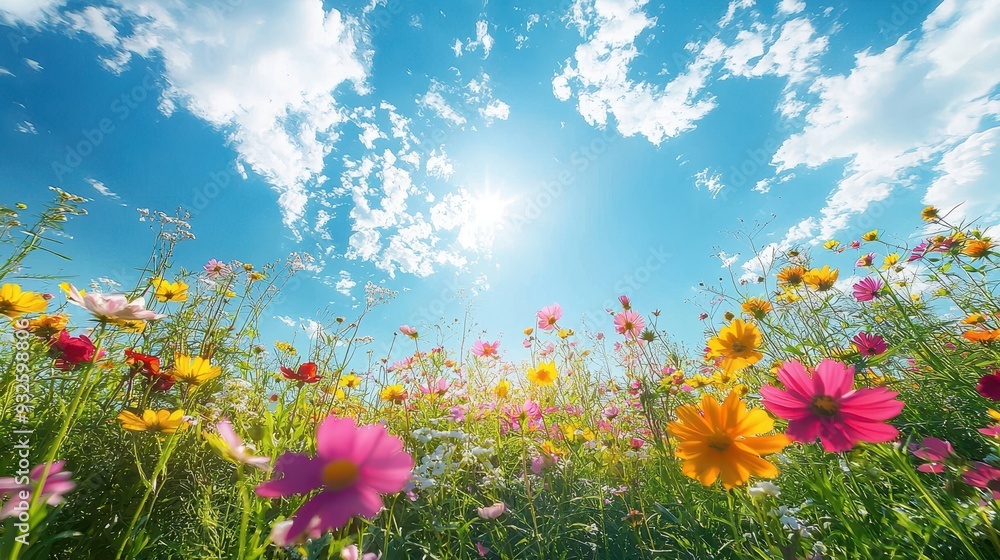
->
706;432;732;452
810;395;840;417
321;459;359;491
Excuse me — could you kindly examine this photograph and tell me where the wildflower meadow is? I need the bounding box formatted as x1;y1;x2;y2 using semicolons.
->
1;189;1000;560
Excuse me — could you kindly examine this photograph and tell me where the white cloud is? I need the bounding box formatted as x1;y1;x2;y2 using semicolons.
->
0;67;13;77
65;6;119;46
15;121;36;134
419;86;468;126
24;59;42;71
479;99;510;123
772;0;1000;241
778;0;806;15
452;38;463;57
694;168;726;199
476;20;494;58
335;270;356;296
86;178;120;199
64;0;369;232
0;0;65;26
923;126;1000;225
426;150;454;178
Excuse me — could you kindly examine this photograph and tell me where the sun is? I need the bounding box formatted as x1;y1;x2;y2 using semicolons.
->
472;190;509;229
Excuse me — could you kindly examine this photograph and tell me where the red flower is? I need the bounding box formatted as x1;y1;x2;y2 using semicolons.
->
125;348;160;376
281;362;322;383
49;330;100;370
977;371;1000;401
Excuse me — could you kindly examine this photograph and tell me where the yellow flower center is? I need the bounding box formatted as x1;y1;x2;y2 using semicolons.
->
706;432;732;452
810;395;840;417
321;459;359;491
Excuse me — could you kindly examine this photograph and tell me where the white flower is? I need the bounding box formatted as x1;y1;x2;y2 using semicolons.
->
748;481;781;498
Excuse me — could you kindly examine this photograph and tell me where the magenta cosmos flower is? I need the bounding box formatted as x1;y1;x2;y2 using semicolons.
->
761;359;904;452
256;417;413;542
472;339;500;358
977;371;1000;401
536;303;562;331
614;310;645;340
963;462;1000;499
852;332;887;357
909;437;953;474
852;277;883;302
0;461;76;518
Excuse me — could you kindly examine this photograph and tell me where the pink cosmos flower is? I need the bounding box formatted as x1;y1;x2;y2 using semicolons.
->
603;404;620;420
852;332;887;357
256;417;414;542
341;544;381;560
981;425;1000;438
909;437;953;474
472;340;500;358
63;283;165;321
761;359;904;452
477;502;506;520
618;295;631;310
849;240;861;249
522;338;532;348
852;277;883;302
531;454;556;474
613;310;645;340
419;378;448;396
399;325;418;339
0;461;75;519
963;462;1000;499
629;438;645;450
908;239;930;262
476;542;490;557
210;419;271;470
203;259;232;278
856;252;876;267
269;518;321;546
536;303;562;331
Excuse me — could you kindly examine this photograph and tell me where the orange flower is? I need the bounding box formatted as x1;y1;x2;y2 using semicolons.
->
962;239;992;259
776;266;806;286
963;329;1000;344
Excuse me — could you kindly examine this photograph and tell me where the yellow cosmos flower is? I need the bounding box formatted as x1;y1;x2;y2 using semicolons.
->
339;373;362;388
274;341;297;354
989;409;1000;423
882;253;900;269
172;354;222;385
668;392;789;489
557;328;574;339
921;206;939;221
523;327;534;336
0;283;47;318
151;278;189;302
248;271;266;282
962;313;988;325
776;266;806;286
540;440;564;458
527;361;558;386
27;313;68;338
823;239;840;250
741;297;773;320
380;384;408;404
861;229;879;242
706;319;763;373
494;379;512;399
803;266;839;291
117;409;188;434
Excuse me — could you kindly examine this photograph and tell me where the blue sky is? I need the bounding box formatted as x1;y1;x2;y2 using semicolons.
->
1;0;998;360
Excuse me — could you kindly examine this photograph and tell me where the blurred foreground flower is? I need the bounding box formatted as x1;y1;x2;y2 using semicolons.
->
256;417;413;544
0;461;75;519
204;419;270;470
0;283;47;318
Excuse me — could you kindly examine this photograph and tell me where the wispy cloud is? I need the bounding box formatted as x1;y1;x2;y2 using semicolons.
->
86;178;120;200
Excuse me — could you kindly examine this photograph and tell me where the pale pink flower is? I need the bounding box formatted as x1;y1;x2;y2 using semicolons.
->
477;502;506;520
536;303;562;331
472;340;500;358
203;259;232;278
0;461;75;519
909;437;953;474
613;310;645;340
341;544;381;560
476;542;490;557
399;325;418;339
63;283;165;321
209;419;271;470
